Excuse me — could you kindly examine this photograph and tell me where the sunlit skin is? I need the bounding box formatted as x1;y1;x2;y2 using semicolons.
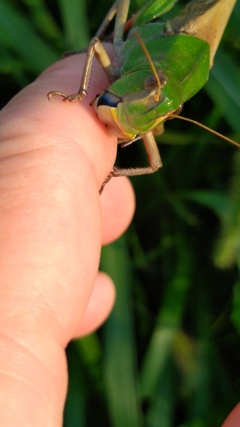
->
0;51;135;426
0;51;238;426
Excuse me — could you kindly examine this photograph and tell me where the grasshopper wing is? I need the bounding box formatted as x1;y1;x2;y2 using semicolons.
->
166;0;236;67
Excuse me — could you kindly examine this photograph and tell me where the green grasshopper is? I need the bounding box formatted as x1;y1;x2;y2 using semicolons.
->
48;0;239;192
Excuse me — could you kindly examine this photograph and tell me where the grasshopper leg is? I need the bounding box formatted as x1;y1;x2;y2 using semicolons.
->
48;0;130;102
47;38;116;102
99;132;162;193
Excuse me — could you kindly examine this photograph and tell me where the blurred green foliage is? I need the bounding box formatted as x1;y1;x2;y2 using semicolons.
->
1;0;240;425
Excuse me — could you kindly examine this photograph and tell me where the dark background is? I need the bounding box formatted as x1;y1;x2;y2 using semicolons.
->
1;0;240;426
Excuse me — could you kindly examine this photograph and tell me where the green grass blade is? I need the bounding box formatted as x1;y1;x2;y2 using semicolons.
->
209;152;240;268
22;0;61;40
58;0;90;49
139;240;191;399
138;326;176;400
145;358;174;427
0;0;58;72
101;237;142;427
134;0;177;25
231;279;240;333
182;190;231;217
206;49;240;134
64;342;87;427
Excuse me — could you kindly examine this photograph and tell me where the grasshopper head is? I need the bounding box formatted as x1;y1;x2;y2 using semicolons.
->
92;69;183;141
91;91;127;139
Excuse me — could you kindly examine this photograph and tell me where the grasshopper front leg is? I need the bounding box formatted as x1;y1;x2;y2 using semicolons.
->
47;0;130;102
99;132;163;193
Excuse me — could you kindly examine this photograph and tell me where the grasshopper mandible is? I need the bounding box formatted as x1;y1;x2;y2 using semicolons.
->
48;0;238;192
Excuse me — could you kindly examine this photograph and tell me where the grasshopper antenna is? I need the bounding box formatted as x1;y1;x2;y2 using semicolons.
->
171;114;240;148
134;31;161;102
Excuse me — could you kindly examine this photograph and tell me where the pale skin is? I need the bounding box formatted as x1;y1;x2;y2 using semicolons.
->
0;51;239;427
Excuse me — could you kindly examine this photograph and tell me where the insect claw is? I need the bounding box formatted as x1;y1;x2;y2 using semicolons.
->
47;91;69;101
64;91;88;102
99;168;118;194
47;91;87;102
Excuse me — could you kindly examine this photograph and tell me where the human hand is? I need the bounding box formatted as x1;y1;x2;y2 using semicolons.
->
0;51;135;426
0;51;239;427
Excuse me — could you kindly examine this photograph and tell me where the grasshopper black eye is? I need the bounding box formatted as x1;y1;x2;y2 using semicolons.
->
96;92;121;107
